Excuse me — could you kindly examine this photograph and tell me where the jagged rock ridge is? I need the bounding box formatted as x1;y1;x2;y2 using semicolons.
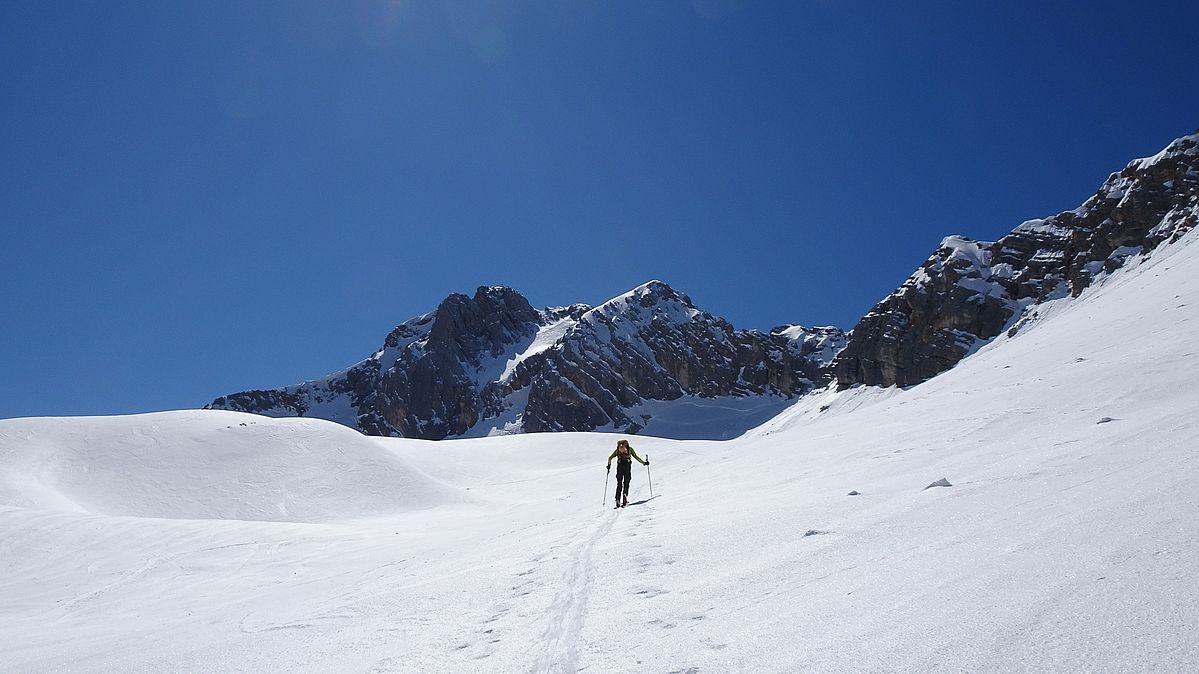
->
834;130;1199;388
208;282;846;439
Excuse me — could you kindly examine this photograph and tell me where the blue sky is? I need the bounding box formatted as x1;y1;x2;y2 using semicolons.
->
2;1;1197;419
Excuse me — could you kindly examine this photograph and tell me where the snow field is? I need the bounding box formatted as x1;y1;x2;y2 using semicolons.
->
1;231;1198;671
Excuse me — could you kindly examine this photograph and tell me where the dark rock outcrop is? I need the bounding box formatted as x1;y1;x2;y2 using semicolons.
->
211;286;550;438
835;131;1199;388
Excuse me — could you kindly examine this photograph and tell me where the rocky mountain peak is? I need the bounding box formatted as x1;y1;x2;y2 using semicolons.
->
208;281;848;439
627;279;694;306
426;286;542;361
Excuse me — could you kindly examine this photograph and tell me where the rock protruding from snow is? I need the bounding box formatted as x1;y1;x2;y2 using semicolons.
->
209;281;847;439
835;131;1199;388
924;477;953;490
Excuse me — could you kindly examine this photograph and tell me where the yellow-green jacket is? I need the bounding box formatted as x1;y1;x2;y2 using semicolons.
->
607;446;648;469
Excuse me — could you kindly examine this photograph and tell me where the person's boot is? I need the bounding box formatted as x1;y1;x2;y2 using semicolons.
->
622;496;628;507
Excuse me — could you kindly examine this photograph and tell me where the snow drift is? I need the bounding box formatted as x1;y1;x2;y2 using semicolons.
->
0;410;458;522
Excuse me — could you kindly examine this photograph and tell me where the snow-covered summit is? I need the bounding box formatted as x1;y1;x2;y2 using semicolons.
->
579;279;700;329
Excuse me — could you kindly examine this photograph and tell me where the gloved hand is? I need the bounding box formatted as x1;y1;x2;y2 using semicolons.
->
645;459;650;465
606;465;610;472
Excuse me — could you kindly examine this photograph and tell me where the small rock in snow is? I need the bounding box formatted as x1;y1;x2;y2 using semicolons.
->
847;490;861;496
1097;417;1115;424
924;477;953;490
803;529;830;537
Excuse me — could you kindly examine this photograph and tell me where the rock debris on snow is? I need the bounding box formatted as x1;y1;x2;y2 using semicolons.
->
924;478;953;490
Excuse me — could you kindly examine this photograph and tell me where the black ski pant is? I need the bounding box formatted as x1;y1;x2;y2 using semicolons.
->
615;462;632;503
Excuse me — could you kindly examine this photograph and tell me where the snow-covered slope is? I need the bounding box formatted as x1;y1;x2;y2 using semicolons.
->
2;228;1198;671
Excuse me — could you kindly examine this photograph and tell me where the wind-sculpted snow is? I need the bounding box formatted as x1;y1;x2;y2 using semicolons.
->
0;410;458;522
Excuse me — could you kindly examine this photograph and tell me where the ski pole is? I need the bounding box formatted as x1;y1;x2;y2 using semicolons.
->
646;454;653;497
603;468;610;506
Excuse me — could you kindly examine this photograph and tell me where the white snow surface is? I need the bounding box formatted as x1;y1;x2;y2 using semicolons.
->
611;394;798;441
1013;218;1072;236
497;317;577;384
1131;131;1199;169
0;411;458;522
939;235;991;270
3;234;1199;671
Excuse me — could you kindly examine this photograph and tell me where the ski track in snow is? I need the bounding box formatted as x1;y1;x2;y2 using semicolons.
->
535;511;616;673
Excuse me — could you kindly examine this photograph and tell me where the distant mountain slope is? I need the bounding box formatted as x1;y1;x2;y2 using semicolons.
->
834;130;1199;387
210;129;1198;435
207;282;846;439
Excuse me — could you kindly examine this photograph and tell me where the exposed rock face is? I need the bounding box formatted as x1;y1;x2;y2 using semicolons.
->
834;131;1199;388
208;282;846;439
